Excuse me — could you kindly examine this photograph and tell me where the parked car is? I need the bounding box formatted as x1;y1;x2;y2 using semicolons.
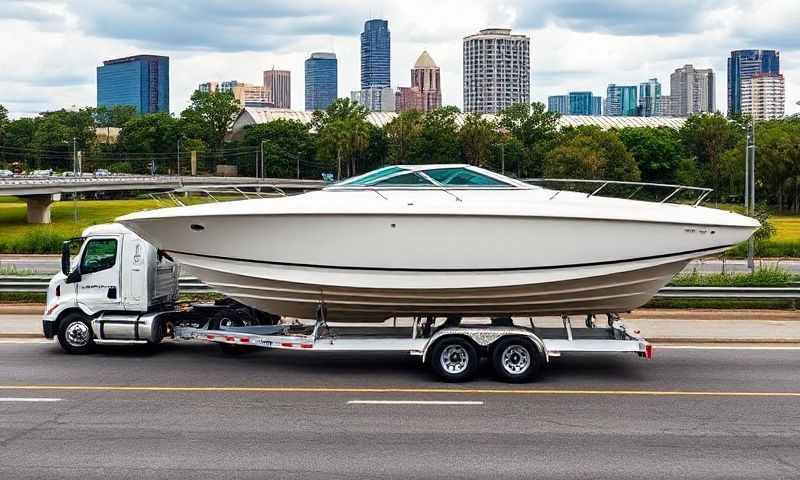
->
0;169;13;178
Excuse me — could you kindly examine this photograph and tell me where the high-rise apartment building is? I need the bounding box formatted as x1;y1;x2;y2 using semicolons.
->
670;65;715;116
219;80;242;92
232;84;272;108
351;86;395;112
657;95;673;117
463;28;530;114
395;51;442;113
727;49;780;116
741;73;785;120
97;55;169;113
305;52;337;111
264;68;291;109
638;78;661;116
361;19;391;89
605;84;638;116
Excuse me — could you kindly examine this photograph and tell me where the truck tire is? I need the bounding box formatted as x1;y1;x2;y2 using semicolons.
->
57;313;95;354
429;337;479;383
491;337;542;383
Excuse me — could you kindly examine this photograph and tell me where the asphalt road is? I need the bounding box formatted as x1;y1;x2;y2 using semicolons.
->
4;254;798;274
1;341;800;479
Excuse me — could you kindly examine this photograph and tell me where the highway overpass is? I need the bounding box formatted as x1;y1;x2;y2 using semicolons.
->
0;175;324;223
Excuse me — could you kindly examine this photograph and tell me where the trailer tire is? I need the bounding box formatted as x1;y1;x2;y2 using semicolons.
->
429;337;479;383
491;337;542;383
57;313;95;354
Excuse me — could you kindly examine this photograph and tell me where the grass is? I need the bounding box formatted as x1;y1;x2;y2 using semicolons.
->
0;198;160;253
643;298;796;310
670;266;799;287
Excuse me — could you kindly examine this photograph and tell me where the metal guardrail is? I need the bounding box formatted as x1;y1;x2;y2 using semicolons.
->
1;276;798;301
523;178;714;207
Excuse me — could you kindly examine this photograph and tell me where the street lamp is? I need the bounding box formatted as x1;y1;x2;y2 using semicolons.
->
260;140;267;179
745;120;756;271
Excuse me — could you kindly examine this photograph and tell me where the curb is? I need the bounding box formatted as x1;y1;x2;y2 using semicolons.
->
0;333;44;339
648;337;800;344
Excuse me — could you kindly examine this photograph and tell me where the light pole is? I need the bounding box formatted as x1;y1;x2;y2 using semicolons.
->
177;135;186;178
745;119;756;271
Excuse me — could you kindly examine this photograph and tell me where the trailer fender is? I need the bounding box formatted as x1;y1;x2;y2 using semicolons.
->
422;327;548;364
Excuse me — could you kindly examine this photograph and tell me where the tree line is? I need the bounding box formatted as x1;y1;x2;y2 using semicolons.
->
1;94;799;212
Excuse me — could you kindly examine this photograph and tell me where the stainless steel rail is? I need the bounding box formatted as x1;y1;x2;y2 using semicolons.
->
523;178;714;207
2;276;798;301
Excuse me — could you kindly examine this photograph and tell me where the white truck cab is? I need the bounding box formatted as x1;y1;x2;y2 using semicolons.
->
43;223;179;353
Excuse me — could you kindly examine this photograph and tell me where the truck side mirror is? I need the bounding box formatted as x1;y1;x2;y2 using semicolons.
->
66;267;82;284
61;242;71;275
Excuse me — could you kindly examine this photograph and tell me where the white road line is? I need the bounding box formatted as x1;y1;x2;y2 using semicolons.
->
0;397;61;402
347;400;484;406
0;339;52;344
658;345;800;350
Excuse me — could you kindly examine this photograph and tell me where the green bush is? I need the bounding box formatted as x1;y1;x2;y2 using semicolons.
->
0;228;71;254
727;240;800;258
670;265;797;287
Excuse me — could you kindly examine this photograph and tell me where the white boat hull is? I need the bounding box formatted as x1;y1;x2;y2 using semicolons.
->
121;208;753;322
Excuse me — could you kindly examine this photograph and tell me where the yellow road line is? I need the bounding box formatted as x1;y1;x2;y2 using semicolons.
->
0;385;798;397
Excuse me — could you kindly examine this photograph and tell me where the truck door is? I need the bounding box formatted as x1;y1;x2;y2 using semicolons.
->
76;236;122;312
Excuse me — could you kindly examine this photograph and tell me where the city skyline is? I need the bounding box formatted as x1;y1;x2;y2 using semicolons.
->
1;0;799;118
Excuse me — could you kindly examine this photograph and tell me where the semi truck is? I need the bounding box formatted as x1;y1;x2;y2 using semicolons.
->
43;223;652;383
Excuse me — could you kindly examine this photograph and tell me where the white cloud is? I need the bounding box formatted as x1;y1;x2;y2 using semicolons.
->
0;0;797;118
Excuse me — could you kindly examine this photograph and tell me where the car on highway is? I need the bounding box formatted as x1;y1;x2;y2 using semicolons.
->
0;169;13;178
31;169;53;177
62;171;76;177
94;169;111;177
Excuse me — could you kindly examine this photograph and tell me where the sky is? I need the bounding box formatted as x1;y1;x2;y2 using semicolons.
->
1;0;799;118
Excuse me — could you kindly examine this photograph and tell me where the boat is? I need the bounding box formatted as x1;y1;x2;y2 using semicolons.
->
117;164;759;322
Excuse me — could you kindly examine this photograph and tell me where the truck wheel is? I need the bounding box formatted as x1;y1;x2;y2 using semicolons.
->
57;313;95;354
491;337;542;383
429;337;479;383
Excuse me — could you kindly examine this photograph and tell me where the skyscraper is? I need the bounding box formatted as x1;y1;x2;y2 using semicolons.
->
727;49;780;116
463;28;530;114
198;81;219;93
605;84;638;116
548;95;569;114
670;65;715;116
305;52;338;111
97;55;169;113
548;92;601;115
361;19;390;89
741;73;785;120
396;51;441;113
350;87;395;112
638;78;661;116
264;68;291;109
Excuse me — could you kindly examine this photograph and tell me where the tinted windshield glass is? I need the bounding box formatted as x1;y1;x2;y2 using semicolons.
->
374;172;433;186
80;238;117;274
424;168;510;186
337;166;404;186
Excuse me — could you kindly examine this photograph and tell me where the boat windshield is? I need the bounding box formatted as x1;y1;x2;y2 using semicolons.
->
335;166;513;188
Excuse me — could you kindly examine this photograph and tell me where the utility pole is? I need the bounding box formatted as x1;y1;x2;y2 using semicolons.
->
745;120;756;272
72;137;78;223
177;138;181;177
499;143;505;174
296;156;300;179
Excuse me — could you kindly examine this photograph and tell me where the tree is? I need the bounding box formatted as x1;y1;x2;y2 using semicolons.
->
242;119;315;178
617;127;685;183
408;106;461;164
498;102;560;177
116;113;181;173
680;113;739;201
384;110;423;164
544;126;640;181
313;98;371;179
459;113;499;167
180;91;241;151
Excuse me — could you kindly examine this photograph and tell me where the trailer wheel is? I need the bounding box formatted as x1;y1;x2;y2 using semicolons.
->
57;313;95;354
429;337;479;383
491;337;542;383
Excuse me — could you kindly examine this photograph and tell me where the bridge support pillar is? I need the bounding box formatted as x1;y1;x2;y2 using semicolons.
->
23;194;60;224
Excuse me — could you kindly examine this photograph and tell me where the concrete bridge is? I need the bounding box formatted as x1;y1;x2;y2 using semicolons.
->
0;175;324;223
